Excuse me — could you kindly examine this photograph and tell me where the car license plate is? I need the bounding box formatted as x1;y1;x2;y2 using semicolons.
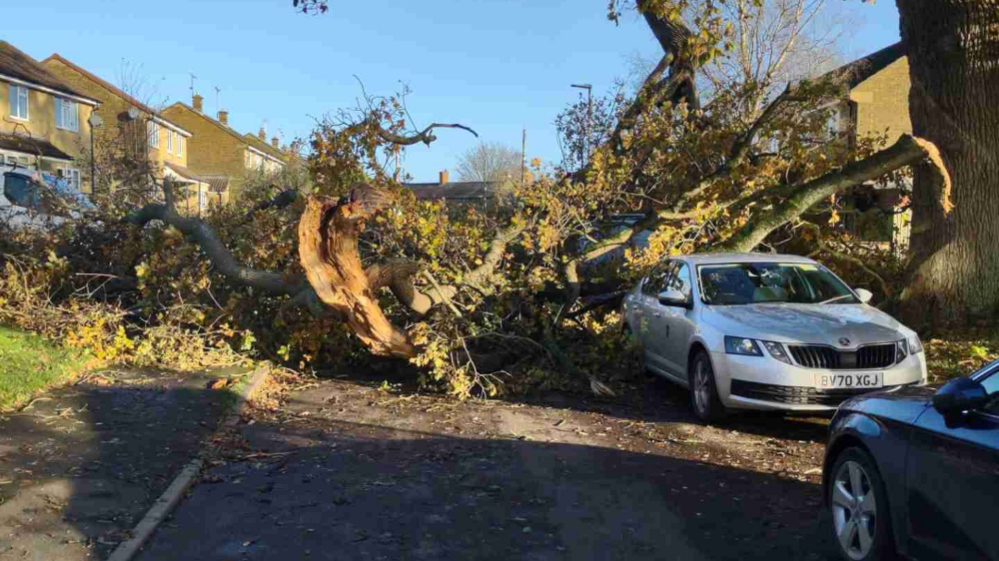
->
814;372;883;390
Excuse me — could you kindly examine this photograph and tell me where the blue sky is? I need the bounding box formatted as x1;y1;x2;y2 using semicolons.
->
9;0;901;182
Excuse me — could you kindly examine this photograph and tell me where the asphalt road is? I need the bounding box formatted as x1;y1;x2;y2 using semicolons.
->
136;376;840;561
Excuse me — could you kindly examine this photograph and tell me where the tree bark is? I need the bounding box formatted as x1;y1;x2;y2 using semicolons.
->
896;0;999;327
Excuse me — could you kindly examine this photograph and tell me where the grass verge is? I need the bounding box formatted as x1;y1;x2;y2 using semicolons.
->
0;326;89;411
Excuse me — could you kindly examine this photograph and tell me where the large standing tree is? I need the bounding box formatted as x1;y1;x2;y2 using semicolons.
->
896;0;999;327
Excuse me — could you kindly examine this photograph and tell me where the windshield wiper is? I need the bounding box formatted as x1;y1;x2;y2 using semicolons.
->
819;295;854;305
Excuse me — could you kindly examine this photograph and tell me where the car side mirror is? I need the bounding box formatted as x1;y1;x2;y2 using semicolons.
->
853;288;873;304
933;377;991;415
658;288;690;308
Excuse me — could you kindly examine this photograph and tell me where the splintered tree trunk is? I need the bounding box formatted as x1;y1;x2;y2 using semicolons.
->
897;0;999;326
298;186;416;358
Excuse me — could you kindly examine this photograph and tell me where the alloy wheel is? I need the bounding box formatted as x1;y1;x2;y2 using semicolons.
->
831;460;878;560
693;359;711;415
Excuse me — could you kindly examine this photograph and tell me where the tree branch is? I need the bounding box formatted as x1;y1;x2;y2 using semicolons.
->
720;134;950;252
124;178;309;298
247;188;300;218
376;122;479;147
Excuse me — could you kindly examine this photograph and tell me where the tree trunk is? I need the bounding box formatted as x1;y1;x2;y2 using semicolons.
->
897;0;999;327
298;187;416;359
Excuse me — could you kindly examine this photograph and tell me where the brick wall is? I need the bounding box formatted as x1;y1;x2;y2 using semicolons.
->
161;104;249;196
850;57;912;141
0;76;94;186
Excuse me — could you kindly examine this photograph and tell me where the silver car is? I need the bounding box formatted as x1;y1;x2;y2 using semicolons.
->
622;253;927;422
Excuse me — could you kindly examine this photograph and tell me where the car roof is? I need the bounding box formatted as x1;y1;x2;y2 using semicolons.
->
678;252;818;266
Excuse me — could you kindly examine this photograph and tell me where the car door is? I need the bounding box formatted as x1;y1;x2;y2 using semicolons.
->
905;368;999;559
655;260;696;379
638;263;671;372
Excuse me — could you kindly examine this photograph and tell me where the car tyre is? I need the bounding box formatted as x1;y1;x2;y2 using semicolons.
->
828;447;897;561
688;350;726;423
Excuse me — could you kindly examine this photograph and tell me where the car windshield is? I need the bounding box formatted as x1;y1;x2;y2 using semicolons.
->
698;262;857;305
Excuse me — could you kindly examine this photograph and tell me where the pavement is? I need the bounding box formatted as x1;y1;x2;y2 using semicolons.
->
0;366;249;560
134;375;840;561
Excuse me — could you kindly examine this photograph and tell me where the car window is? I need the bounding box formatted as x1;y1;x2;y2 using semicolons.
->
3;174;42;209
698;262;856;305
642;263;671;296
981;370;999;416
665;261;692;299
983;373;999;395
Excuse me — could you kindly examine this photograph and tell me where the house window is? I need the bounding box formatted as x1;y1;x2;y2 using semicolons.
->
54;98;79;131
167;129;173;153
9;85;28;120
147;121;160;148
58;167;81;191
198;185;207;211
177;136;183;157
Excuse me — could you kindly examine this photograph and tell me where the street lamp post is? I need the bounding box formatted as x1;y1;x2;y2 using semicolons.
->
571;83;593;163
87;112;103;195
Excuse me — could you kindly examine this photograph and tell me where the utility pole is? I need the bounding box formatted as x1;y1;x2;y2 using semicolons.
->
571;83;593;163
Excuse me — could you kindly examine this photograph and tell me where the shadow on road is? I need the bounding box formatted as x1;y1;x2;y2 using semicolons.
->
0;368;235;560
135;383;839;561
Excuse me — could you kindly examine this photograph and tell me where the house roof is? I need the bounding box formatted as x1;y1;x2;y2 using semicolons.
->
0;133;73;161
243;133;286;163
199;174;230;194
41;53;188;134
163;161;203;183
163;102;249;145
824;42;905;90
0;41;98;104
404;181;496;201
164;161;231;192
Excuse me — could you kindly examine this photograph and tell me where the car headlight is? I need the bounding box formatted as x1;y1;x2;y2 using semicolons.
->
909;335;923;354
725;336;763;357
761;340;792;365
896;339;909;363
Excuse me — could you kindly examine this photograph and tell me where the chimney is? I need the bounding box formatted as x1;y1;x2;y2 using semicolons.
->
271;136;279;148
218;110;228;126
439;170;449;185
258;127;266;141
192;93;204;113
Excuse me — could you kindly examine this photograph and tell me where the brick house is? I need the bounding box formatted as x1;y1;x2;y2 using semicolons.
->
161;95;287;199
822;42;913;253
0;41;100;192
41;54;215;213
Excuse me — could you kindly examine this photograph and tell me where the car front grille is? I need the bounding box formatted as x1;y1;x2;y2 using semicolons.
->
787;343;896;370
730;379;913;407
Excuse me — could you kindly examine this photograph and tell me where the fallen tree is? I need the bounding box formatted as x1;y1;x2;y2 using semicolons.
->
3;1;958;399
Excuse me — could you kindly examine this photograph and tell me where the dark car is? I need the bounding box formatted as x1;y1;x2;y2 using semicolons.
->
822;359;999;560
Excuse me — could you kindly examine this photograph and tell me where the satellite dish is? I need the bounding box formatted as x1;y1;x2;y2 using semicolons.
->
87;113;103;128
127;107;141;121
